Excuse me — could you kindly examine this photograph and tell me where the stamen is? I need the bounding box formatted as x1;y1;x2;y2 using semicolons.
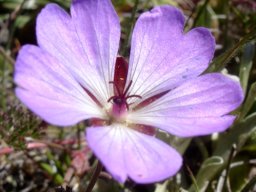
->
133;90;169;111
80;84;103;108
123;80;133;97
107;80;142;113
107;96;117;103
126;95;142;100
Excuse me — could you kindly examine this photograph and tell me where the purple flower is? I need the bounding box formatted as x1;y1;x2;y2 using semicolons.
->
14;0;244;184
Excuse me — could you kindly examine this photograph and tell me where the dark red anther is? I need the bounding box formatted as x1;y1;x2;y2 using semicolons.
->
113;56;129;96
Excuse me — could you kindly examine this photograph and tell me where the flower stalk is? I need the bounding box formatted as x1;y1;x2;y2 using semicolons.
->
121;0;139;57
85;161;103;192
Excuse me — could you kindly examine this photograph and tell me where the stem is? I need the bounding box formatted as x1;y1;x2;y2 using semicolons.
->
0;139;81;156
76;125;81;149
186;165;199;192
2;0;26;110
241;176;256;192
121;0;139;57
195;138;209;160
0;47;15;65
185;3;198;28
223;145;236;192
85;161;103;192
192;0;210;28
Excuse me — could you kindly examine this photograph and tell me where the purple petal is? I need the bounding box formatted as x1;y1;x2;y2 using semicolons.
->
86;124;182;183
127;6;215;105
128;73;244;137
71;0;121;99
14;45;104;126
36;2;120;103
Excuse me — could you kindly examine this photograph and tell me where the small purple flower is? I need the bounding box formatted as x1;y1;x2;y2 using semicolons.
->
14;0;243;184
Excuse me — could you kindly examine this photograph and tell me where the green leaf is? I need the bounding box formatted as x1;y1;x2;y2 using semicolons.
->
1;0;23;9
157;132;191;155
190;113;256;191
228;158;250;191
54;174;64;185
14;15;31;28
189;156;224;192
192;0;211;28
151;0;177;6
240;82;256;119
40;162;64;184
241;176;256;192
170;137;191;155
239;42;255;92
206;27;256;72
40;163;55;175
216;113;256;161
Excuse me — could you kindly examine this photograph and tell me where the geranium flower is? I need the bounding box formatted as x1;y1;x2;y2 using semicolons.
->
14;0;244;184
